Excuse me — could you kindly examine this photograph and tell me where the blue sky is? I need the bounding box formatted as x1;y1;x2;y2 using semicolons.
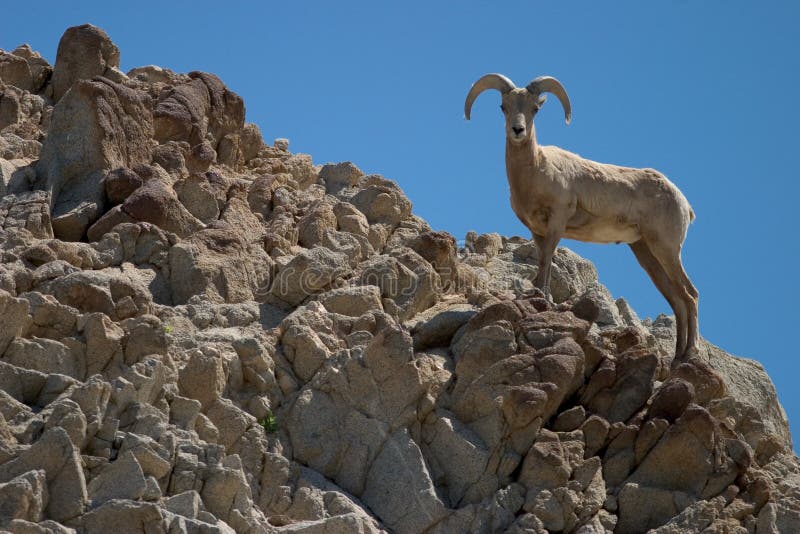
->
3;1;798;441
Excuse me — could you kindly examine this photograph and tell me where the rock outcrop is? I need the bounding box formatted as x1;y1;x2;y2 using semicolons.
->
0;24;797;533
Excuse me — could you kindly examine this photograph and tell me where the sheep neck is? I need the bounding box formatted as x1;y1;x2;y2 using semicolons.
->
505;132;541;200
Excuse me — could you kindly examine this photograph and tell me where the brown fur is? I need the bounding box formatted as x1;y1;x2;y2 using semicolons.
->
466;76;699;360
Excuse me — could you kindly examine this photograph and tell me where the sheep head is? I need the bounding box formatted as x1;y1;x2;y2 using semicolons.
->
465;74;572;144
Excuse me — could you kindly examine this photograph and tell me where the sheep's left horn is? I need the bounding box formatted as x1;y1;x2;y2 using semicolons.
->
464;73;515;120
526;76;572;124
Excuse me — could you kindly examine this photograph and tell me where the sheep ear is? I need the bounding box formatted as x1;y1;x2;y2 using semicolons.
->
537;95;547;107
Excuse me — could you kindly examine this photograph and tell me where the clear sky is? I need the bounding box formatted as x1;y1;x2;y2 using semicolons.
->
3;1;798;441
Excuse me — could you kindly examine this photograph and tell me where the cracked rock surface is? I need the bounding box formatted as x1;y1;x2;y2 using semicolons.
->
0;24;798;533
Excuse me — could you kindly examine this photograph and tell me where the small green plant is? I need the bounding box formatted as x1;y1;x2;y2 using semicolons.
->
260;412;278;434
164;325;174;334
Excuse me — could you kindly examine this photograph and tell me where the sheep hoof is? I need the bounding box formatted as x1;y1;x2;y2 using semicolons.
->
669;346;701;371
683;345;701;361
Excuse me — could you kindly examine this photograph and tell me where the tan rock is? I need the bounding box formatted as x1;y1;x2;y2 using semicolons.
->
627;405;724;495
421;409;496;506
298;204;337;250
153;71;244;148
36;267;153;320
270;247;349;307
3;337;83;380
87;451;146;506
584;350;658;423
206;398;255;450
283;154;318;189
320;162;364;194
0;427;87;522
318;285;383;317
79;500;164;533
169;229;272;304
616;483;691;534
0;51;34;92
0;191;53;239
164;490;203;519
0;470;47;526
408;231;458;287
333;201;370;238
105;167;144;205
38;77;153;240
200;463;255;527
0;289;30;355
0;361;47;405
121;179;204;238
350;180;412;226
51;24;120;102
81;313;125;378
356;249;439;321
362;428;447;534
1;156;35;197
178;350;226;411
168;395;201;431
43;399;87;448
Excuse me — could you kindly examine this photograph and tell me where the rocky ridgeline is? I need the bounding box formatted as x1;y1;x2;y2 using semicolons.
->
0;24;797;534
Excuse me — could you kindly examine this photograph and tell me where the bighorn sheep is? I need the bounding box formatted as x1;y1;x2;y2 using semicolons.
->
465;73;698;360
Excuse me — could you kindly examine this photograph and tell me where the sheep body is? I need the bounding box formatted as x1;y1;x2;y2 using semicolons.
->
466;74;699;360
513;144;694;245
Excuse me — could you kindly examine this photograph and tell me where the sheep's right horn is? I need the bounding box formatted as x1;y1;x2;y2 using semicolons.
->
464;73;515;120
526;76;572;124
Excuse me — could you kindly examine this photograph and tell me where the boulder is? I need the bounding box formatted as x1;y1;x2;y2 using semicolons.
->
2;337;83;379
1;157;35;197
283;154;317;189
35;268;153;320
0;289;30;355
320;161;364;194
178;350;226;411
362;428;447;534
104;167;145;206
421;409;496;506
43;398;87;450
164;490;203;520
0;51;35;92
0;191;53;238
78;500;164;533
317;285;383;317
51;24;121;102
153;71;244;149
37;77;153;240
350;178;412;225
119;178;204;238
86;451;147;507
584;350;659;423
270;247;349;307
0;470;47;526
0;428;87;522
169;229;272;304
356;250;439;321
703;342;792;449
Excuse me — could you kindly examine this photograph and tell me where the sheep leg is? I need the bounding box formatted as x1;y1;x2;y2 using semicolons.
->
672;256;699;354
664;253;699;356
532;216;566;296
629;240;688;359
646;242;699;360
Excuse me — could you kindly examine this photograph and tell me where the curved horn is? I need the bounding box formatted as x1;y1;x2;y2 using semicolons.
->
526;76;572;124
464;73;515;120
